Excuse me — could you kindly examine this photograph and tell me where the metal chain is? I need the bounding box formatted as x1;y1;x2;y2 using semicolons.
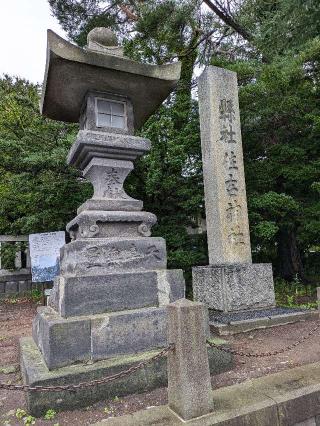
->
2;321;319;392
0;344;174;392
207;320;320;358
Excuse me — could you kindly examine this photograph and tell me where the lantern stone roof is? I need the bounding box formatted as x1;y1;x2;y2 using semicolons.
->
40;29;181;129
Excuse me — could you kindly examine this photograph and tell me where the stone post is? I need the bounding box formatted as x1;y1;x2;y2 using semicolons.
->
167;299;213;420
26;245;31;268
192;66;275;313
14;242;22;269
198;66;251;265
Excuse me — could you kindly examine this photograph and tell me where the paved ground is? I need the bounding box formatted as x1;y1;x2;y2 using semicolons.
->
0;299;319;426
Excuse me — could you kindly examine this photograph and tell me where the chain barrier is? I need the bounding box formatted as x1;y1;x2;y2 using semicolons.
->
207;320;320;358
0;344;174;392
1;321;319;392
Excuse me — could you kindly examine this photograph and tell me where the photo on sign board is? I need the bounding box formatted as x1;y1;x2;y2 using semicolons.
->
29;232;65;282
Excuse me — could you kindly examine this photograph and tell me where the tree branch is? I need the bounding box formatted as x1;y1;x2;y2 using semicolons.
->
119;4;139;21
203;0;252;42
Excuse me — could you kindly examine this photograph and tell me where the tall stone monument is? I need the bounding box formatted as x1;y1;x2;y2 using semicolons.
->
193;66;275;313
20;28;186;414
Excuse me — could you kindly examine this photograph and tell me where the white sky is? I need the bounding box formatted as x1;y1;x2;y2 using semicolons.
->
0;0;66;84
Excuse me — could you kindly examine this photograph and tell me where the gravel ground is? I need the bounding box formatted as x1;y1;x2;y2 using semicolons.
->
0;299;319;426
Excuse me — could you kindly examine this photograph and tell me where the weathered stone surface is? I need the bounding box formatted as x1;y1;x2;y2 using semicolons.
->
40;30;181;129
66;210;157;240
24;27;186;412
20;336;169;417
49;269;184;317
293;418;317;426
33;305;183;368
54;273;159;317
59;237;167;276
32;307;91;370
193;263;275;312
87;28;124;57
210;310;318;336
69;127;148;221
20;336;231;417
198;66;252;265
0;269;31;283
156;269;185;306
18;280;30;293
276;384;320;426
167;299;213;420
5;281;18;293
83;157;136;200
68;130;151;169
77;198;143;213
91;307;167;361
93;361;320;426
195;65;276;314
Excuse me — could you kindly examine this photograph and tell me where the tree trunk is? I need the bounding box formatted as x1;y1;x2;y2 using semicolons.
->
277;227;305;282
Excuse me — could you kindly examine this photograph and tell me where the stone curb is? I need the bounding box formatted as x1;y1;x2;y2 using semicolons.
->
92;361;320;425
210;310;318;335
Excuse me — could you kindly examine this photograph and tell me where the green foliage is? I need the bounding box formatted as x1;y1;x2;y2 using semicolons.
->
275;277;318;309
240;0;320;57
131;97;208;291
15;409;36;425
238;42;320;276
30;288;42;302
1;0;317;286
23;416;36;425
15;408;27;420
103;406;112;415
0;242;24;270
0;76;91;235
211;19;320;278
44;409;56;420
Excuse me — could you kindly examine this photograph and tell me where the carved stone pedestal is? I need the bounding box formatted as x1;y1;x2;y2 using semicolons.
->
21;123;190;414
193;263;275;312
30;128;186;370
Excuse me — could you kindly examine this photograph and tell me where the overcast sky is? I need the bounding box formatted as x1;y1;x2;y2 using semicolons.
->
0;0;66;84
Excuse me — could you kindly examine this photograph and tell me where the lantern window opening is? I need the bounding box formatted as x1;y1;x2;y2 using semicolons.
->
95;98;127;130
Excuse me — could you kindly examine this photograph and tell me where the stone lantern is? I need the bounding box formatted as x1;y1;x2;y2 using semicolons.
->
20;28;186;415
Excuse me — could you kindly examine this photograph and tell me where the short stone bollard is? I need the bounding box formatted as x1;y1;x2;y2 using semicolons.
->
167;298;213;420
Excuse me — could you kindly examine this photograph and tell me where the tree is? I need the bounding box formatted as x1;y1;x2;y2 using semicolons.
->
216;1;320;280
45;1;320;282
0;75;91;235
50;0;319;279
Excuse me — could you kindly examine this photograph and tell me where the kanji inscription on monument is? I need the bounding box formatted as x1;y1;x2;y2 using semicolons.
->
198;66;252;265
193;66;275;313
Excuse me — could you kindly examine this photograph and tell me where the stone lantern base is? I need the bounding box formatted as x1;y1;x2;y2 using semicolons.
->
20;336;233;416
19;126;234;415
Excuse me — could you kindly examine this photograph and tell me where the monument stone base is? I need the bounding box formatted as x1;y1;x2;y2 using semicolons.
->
192;263;275;312
32;305;168;370
209;307;318;335
20;336;233;416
